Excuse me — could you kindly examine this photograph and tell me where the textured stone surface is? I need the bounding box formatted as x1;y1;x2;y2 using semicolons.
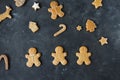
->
0;0;120;80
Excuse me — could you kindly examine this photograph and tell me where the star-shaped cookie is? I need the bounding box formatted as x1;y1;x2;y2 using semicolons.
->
32;2;40;11
92;0;102;9
76;25;82;31
99;37;108;46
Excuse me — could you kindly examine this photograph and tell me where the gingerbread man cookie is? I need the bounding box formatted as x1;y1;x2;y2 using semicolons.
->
76;46;92;65
52;46;67;65
48;1;64;20
25;47;41;67
0;6;12;22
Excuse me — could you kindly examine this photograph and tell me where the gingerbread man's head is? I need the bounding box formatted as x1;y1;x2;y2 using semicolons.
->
55;46;63;53
50;1;58;8
28;48;37;56
79;46;88;53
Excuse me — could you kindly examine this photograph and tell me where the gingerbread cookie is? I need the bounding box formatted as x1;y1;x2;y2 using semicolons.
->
99;37;108;45
14;0;26;7
52;46;67;65
48;1;64;20
0;54;9;70
76;46;92;65
29;21;39;33
86;19;97;32
25;47;41;67
0;6;12;22
92;0;103;9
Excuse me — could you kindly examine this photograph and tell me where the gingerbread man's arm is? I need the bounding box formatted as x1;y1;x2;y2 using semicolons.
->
36;53;41;57
88;52;91;57
25;54;29;59
64;52;67;57
48;8;52;12
59;5;63;9
76;52;80;57
52;53;56;57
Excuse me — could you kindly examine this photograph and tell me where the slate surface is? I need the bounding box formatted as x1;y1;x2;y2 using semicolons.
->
0;0;120;80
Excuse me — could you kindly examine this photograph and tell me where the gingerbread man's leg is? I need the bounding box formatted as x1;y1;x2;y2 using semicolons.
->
52;59;59;65
85;58;91;65
61;59;67;65
26;61;33;67
76;53;83;65
34;53;41;67
7;15;12;19
77;59;84;65
51;12;57;20
58;11;64;18
34;61;41;67
57;5;64;17
84;52;91;65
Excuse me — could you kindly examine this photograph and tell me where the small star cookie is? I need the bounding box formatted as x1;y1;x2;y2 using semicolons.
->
76;25;82;31
99;37;108;45
32;2;40;11
92;0;103;9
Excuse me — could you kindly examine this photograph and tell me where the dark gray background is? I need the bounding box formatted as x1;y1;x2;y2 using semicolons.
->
0;0;120;80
